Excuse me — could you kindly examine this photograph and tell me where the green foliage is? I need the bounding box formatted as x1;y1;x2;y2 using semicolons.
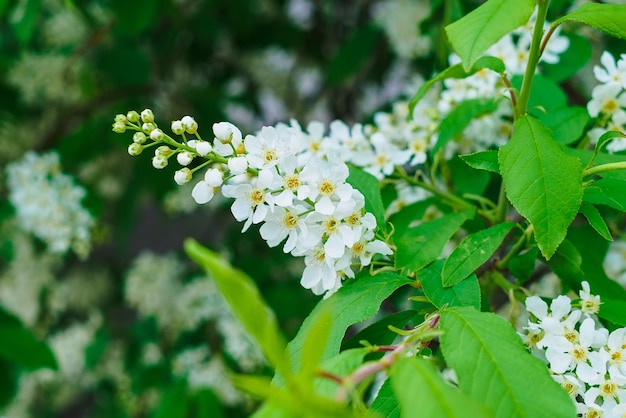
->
0;308;57;371
420;260;481;310
445;0;535;70
184;239;291;379
327;25;382;86
442;222;514;287
555;3;626;40
395;208;475;273
459;151;500;173
434;99;500;153
499;115;583;258
391;357;492;418
440;307;576;417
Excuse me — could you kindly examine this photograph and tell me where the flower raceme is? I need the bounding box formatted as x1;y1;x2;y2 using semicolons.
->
113;111;392;295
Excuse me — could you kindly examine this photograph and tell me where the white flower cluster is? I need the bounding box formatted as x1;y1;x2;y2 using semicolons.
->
586;51;626;152
5;151;94;257
115;110;394;295
605;239;626;287
520;282;626;417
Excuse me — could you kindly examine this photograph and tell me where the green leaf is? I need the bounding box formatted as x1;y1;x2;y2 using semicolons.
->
460;151;500;174
9;0;41;44
395;209;475;274
541;33;592;82
590;130;626;168
184;240;290;379
191;390;224;418
555;3;626;40
286;273;411;376
327;25;381;86
539;107;590;145
584;177;626;211
434;99;500;154
511;74;568;114
445;0;535;71
509;246;539;283
409;56;505;113
347;164;386;231
449;155;491;196
579;202;612;241
0;308;57;370
391;357;492;418
440;307;576;418
110;0;159;35
420;260;481;310
442;222;514;287
499;115;583;259
152;383;189;418
341;310;419;351
369;378;400;418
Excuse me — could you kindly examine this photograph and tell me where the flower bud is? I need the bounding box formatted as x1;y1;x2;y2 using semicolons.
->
156;145;172;157
171;120;185;135
112;122;126;133
150;129;164;141
133;132;147;144
213;121;239;144
115;114;128;124
152;155;168;169
204;168;223;187
128;143;143;156
142;122;156;132
174;168;192;185
141;109;155;123
228;156;248;175
195;141;212;156
127;110;140;123
181;116;198;134
176;151;193;166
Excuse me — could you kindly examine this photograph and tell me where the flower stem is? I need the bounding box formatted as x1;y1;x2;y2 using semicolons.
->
583;162;626;178
514;0;550;119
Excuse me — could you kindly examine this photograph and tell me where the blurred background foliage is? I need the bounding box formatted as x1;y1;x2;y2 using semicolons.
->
0;0;624;417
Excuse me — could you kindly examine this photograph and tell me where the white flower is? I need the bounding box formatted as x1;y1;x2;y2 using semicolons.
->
228;156;249;175
300;158;354;216
174;168;192;185
588;83;626;118
171;120;184;135
594;51;626;88
579;281;601;315
176;151;193;166
244;126;292;169
213;121;242;144
195;141;213;156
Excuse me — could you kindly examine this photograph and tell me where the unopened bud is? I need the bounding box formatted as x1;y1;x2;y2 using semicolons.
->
176;151;193;166
181;116;198;134
156;145;172;157
112;122;126;133
141;109;155;123
127;110;140;123
195;141;212;156
128;143;143;156
171;120;185;135
152;155;168;169
142;122;157;132
150;129;164;141
174;168;192;185
133;132;147;144
115;114;128;124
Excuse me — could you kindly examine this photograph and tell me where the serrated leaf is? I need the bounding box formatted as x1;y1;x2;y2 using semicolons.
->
395;208;475;273
287;273;412;376
589;130;626;168
445;0;535;71
420;260;481;310
499;115;583;259
539;107;590;145
460;151;500;173
184;240;290;379
0;308;57;371
370;378;400;418
392;357;492;418
434;99;499;153
440;307;576;418
584;177;626;211
442;222;514;287
579;202;612;241
409;56;505;113
347;164;386;231
555;3;626;40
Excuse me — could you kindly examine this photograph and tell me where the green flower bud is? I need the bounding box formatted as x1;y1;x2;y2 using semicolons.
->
127;110;140;123
133;132;147;144
112;121;126;133
141;109;155;123
128;143;143;156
